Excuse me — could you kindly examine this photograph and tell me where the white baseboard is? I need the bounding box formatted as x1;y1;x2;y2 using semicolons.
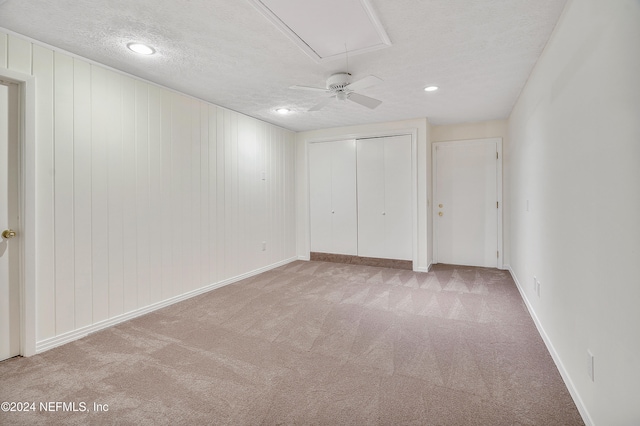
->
414;263;431;273
507;265;594;426
35;256;299;354
297;255;310;261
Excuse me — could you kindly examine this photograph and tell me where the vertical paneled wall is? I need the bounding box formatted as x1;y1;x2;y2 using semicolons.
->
0;31;296;345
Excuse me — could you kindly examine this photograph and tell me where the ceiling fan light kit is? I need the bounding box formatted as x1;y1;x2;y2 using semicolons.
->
290;72;383;112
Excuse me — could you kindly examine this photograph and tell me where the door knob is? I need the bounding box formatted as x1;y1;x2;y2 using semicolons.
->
2;229;16;239
438;212;443;217
439;204;443;208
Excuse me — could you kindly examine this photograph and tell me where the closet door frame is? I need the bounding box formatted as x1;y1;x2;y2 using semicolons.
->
305;128;418;269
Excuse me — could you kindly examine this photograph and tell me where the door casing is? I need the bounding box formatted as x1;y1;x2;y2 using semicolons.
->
1;68;36;357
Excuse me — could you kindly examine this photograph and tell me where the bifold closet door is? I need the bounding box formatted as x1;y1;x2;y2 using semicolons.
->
309;140;357;255
357;135;412;260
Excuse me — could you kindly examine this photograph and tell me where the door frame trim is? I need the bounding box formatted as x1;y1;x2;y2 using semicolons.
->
1;68;36;356
432;137;503;269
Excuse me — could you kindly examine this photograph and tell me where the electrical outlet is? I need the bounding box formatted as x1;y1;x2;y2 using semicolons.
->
536;279;541;297
587;350;595;382
262;241;266;251
533;276;537;292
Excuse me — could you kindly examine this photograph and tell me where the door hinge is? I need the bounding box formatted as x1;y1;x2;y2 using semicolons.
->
496;152;499;160
497;251;499;258
497;201;499;208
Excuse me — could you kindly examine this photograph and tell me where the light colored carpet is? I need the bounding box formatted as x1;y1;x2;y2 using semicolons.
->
0;261;583;425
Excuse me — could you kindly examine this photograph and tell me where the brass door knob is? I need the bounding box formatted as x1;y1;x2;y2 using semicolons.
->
2;229;16;239
438;212;443;216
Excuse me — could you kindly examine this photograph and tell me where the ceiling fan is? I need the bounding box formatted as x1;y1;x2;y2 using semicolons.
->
290;72;383;111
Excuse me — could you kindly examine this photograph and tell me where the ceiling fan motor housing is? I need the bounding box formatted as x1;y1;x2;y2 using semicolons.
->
326;72;352;92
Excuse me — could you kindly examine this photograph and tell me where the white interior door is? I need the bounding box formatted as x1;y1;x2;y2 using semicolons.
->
309;140;357;255
357;135;412;260
382;135;412;260
329;140;358;255
0;81;21;361
309;142;333;253
434;139;500;268
356;138;385;257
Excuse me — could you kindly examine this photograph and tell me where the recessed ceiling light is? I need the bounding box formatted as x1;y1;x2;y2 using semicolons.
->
127;42;156;55
276;108;291;114
424;86;439;92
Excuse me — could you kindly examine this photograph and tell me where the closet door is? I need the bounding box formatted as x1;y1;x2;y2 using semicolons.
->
357;135;412;260
383;135;412;260
330;140;358;254
355;138;386;257
309;142;333;253
309;140;357;255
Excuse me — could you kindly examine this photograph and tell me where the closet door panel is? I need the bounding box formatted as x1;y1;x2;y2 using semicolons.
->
331;140;358;255
384;135;413;260
356;139;386;258
309;140;357;255
309;142;333;253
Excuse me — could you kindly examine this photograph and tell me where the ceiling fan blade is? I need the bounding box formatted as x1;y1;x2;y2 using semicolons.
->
308;97;335;112
289;85;329;93
348;92;382;109
345;75;383;91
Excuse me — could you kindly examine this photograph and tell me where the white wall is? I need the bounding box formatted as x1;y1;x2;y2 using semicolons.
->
295;118;430;270
0;30;296;353
508;0;640;424
431;119;508;143
431;120;510;266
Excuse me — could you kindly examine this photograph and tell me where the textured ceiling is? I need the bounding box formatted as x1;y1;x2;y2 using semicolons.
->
0;0;567;132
